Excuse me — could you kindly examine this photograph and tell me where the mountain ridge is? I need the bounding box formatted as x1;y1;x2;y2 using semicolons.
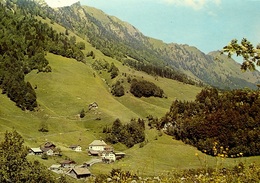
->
60;2;260;90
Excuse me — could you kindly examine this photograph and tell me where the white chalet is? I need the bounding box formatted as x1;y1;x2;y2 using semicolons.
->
88;140;107;153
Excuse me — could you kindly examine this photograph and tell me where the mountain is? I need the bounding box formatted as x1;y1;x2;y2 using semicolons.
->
51;2;260;90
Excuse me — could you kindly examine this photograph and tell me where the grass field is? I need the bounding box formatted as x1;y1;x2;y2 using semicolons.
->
1;42;260;180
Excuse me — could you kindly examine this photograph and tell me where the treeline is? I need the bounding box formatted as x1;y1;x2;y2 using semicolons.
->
0;3;85;110
103;118;145;148
124;59;198;86
161;88;260;157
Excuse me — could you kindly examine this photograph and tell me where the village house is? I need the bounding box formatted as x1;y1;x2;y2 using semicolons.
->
69;145;82;152
68;167;91;179
41;148;54;156
88;140;107;155
29;148;43;155
60;160;76;168
43;142;56;149
101;151;116;163
49;164;61;171
40;142;61;156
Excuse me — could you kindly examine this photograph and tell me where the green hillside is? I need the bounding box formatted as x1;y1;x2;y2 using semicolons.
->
1;51;260;177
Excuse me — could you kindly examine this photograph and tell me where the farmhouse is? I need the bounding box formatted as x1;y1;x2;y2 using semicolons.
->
69;145;82;152
88;140;107;155
49;164;61;171
60;160;76;168
101;151;116;163
29;148;43;155
68;167;91;179
88;102;98;110
41;148;54;156
43;142;56;149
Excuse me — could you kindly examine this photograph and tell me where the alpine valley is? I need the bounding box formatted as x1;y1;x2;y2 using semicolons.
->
0;0;260;182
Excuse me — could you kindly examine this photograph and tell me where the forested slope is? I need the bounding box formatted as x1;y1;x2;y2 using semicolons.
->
161;88;260;157
0;2;84;110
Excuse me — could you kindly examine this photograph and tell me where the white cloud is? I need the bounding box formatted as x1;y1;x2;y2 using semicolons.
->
161;0;221;10
45;0;79;8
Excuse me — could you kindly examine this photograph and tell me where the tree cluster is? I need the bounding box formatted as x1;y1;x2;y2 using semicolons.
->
130;79;165;98
162;88;260;157
92;60;119;79
108;62;119;79
48;33;84;62
91;59;109;71
124;59;197;86
111;81;125;97
104;118;145;148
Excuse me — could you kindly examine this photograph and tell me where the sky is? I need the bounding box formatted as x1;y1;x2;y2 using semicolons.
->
45;0;260;54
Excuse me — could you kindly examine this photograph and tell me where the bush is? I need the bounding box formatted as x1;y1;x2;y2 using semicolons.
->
79;109;85;118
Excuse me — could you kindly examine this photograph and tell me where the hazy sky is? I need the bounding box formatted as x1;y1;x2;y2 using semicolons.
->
45;0;260;54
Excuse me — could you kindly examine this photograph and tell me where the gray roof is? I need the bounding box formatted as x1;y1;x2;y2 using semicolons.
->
30;148;43;153
71;167;91;175
89;140;107;146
